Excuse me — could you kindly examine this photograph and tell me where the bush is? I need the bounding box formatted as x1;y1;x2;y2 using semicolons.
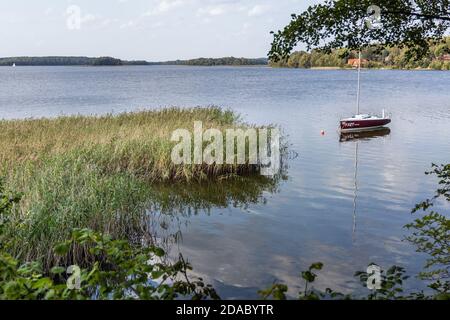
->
0;182;219;300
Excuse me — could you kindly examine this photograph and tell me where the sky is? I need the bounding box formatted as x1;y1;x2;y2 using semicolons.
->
0;0;321;61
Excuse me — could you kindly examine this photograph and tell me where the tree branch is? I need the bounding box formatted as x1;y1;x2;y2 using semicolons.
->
386;11;450;21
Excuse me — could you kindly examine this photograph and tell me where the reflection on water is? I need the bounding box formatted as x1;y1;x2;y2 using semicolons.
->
2;66;449;298
148;126;391;249
340;127;391;143
352;142;359;243
141;174;286;258
113;173;286;264
339;128;391;242
147;175;284;217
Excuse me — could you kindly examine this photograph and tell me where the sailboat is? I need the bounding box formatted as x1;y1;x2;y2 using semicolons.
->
12;63;16;67
340;51;391;132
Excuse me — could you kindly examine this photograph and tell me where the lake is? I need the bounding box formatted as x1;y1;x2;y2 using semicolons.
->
1;66;449;298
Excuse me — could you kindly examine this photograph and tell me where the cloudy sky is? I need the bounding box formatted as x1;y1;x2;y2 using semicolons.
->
0;0;320;61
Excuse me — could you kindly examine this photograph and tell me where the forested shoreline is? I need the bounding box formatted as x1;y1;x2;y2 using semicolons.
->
270;37;450;70
158;57;268;66
0;56;268;67
3;42;450;70
0;56;130;66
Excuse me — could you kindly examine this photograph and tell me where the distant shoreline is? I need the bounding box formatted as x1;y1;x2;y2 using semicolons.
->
2;65;444;71
305;66;441;71
2;58;446;72
0;56;268;67
271;39;450;71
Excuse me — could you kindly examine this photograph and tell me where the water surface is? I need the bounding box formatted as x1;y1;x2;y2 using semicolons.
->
1;66;449;298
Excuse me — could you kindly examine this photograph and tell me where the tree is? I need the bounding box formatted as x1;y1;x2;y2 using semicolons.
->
269;0;450;62
406;164;450;297
435;43;450;56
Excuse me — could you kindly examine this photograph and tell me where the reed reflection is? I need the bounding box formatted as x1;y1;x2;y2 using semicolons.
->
140;173;287;252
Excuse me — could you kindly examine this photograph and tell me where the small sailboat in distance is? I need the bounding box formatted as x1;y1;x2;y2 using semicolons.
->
340;51;391;132
12;63;16;67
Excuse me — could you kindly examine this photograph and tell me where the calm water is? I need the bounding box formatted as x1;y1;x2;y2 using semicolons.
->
1;66;450;298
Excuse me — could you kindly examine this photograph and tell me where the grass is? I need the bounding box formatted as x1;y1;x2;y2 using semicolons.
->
0;107;257;181
0;107;278;269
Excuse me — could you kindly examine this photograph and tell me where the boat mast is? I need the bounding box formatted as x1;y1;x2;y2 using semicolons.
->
356;49;362;115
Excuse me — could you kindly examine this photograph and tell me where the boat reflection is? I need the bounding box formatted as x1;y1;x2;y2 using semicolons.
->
352;142;359;243
338;128;391;242
339;127;391;143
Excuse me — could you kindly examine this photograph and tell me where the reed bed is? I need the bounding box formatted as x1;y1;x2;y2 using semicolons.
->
0;107;257;181
0;107;270;268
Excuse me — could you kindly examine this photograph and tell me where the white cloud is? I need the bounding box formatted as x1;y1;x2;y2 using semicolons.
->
120;21;134;29
145;0;184;16
248;4;270;17
44;7;53;16
197;5;227;16
0;0;320;60
81;13;97;24
196;1;248;17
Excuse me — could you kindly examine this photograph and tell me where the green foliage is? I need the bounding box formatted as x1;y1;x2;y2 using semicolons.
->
260;262;437;300
258;284;289;300
271;38;450;70
0;179;220;300
90;57;123;66
259;262;347;300
158;57;268;66
0;56;267;67
2;181;220;300
0;180;22;248
299;262;324;300
0;56;130;66
269;0;450;62
0;108;278;268
0;195;219;300
354;265;414;300
0;179;21;215
406;164;450;295
4;158;152;269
